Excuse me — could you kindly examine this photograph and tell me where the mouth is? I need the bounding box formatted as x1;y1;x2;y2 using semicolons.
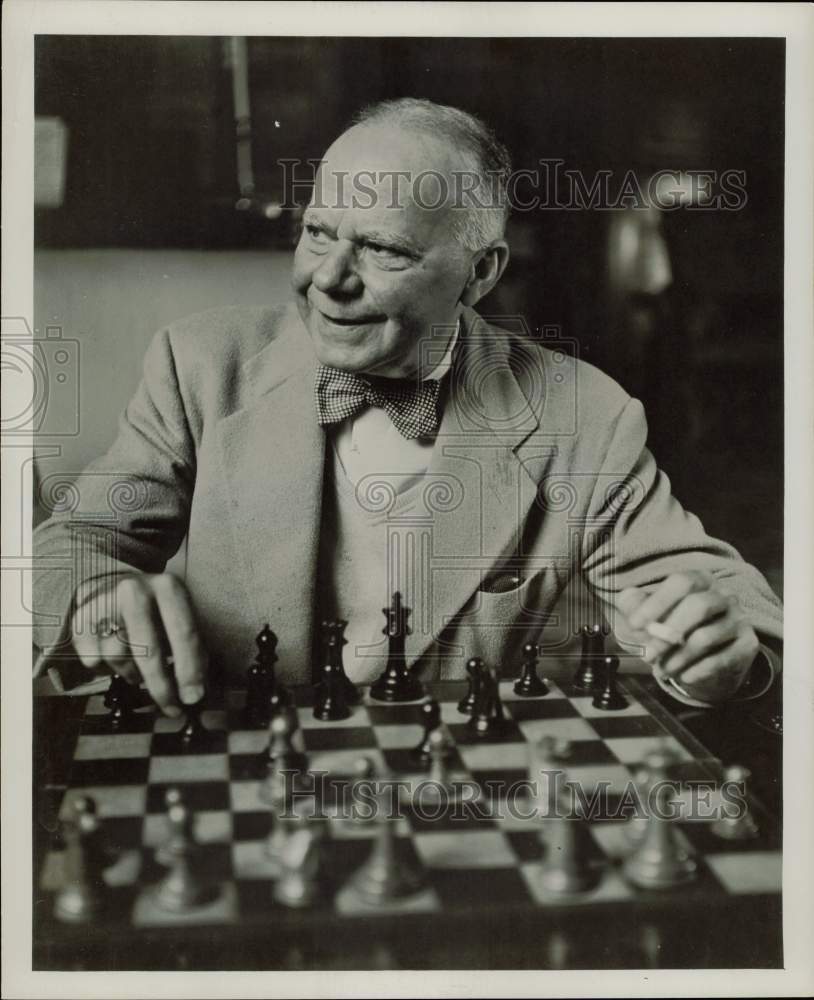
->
317;310;386;327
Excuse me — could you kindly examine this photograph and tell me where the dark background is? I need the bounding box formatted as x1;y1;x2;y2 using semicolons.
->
34;36;784;592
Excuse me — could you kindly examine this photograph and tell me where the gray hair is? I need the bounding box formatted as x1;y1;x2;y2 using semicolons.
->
352;97;512;252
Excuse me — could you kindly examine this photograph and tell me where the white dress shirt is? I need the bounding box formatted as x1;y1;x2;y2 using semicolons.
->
331;321;460;491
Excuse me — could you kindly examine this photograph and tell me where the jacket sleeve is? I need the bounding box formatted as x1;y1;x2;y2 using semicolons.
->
32;326;196;665
580;396;783;702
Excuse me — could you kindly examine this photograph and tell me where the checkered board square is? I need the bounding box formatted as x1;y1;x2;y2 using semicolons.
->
40;676;781;930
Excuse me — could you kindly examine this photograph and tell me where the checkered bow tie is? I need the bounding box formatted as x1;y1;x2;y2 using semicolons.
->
314;366;443;440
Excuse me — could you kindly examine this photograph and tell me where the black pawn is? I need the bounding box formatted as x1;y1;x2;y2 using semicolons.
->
458;657;481;715
573;624;604;691
245;624;278;728
513;643;549;697
180;697;207;747
313;621;352;721
592;655;628;711
411;698;442;761
468;662;507;737
104;673;138;726
370;593;424;702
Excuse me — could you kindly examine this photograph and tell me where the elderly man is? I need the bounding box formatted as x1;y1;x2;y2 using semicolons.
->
32;98;782;717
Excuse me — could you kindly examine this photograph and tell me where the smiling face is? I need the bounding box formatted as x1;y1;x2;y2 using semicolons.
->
292;124;476;378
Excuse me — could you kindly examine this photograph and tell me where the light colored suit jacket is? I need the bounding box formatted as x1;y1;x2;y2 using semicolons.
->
33;304;782;692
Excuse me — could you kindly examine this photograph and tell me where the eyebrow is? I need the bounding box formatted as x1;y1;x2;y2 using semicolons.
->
302;211;424;257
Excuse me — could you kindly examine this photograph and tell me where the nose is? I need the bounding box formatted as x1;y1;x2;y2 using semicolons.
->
311;240;363;296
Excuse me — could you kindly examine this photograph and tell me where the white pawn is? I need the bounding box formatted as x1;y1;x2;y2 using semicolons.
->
154;802;208;911
711;765;759;840
54;796;106;923
273;825;327;908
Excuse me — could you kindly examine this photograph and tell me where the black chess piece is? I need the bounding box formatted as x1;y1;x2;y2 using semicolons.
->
180;697;208;747
104;673;138;727
513;642;549;697
592;655;628;710
573;623;604;691
468;662;507;738
245;624;278;728
458;657;481;715
411;698;443;762
53;796;108;923
370;593;424;702
313;620;357;719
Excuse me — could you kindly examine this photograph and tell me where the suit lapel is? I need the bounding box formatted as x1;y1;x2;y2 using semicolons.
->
404;309;542;669
215;305;546;681
216;308;324;684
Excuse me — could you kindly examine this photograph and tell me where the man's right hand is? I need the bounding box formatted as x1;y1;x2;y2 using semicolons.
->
71;573;208;716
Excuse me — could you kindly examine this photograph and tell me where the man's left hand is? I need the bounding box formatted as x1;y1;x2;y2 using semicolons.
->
618;571;760;703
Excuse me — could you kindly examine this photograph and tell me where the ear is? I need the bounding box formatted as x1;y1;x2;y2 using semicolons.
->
460;241;510;307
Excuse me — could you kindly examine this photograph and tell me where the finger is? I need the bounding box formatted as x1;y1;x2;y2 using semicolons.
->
152;575;208;704
117;578;181;717
98;632;142;685
72;626;104;668
658;607;744;676
617;587;650;621
627;571;714;631
678;627;759;689
662;589;732;640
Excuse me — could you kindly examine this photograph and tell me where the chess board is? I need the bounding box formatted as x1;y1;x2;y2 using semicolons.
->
35;673;782;970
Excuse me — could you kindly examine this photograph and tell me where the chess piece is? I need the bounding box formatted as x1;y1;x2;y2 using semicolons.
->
180;697;208;747
313;620;355;720
468;662;507;737
573;623;604;691
539;780;597;895
425;727;457;803
370;593;424;702
624;765;651;847
513;642;549;697
53;796;107;923
411;698;443;762
154;800;210;911
244;624;278;728
457;657;481;715
530;736;572;820
623;748;697;889
592;655;628;711
155;787;185;866
261;706;307;806
273;825;328;908
711;765;759;840
104;673;138;727
347;766;424;903
268;684;293;719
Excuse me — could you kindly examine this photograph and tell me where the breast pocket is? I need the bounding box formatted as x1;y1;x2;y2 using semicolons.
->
465;570;548;625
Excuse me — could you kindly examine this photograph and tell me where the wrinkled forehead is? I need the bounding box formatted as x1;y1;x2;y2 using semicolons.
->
308;124;466;241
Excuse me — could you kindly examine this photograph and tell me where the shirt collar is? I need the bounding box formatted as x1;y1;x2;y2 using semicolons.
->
423;318;460;383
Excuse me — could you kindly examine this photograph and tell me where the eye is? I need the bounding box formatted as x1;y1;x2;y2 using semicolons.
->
304;224;330;245
365;242;410;268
